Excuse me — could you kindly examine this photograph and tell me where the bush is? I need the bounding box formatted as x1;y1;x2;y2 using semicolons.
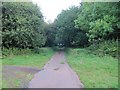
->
2;48;33;58
87;39;119;57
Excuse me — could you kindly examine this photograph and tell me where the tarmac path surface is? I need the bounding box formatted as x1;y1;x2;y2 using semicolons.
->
28;51;84;88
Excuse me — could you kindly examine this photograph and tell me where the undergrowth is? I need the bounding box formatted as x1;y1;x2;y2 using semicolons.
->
87;39;119;58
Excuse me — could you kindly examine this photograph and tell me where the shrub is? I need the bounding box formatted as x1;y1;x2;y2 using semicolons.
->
87;39;119;57
2;48;33;58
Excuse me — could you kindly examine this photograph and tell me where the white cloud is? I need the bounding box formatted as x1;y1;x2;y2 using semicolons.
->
32;0;81;22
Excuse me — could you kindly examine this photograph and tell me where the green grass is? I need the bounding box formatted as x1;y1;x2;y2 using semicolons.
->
66;48;118;88
3;48;54;68
0;58;2;89
2;47;55;88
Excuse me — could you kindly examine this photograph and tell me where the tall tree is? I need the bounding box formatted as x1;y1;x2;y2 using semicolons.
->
44;22;57;47
75;2;120;42
2;2;46;48
55;6;88;47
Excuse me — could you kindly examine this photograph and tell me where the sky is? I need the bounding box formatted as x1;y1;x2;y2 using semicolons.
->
31;0;81;23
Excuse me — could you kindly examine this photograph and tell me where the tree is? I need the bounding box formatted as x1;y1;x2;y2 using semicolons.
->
75;2;120;42
2;2;46;49
44;23;57;47
55;6;88;47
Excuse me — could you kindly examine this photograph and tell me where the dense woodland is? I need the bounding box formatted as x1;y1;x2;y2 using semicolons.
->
2;2;120;57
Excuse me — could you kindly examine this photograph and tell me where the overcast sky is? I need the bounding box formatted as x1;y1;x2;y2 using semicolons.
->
31;0;81;22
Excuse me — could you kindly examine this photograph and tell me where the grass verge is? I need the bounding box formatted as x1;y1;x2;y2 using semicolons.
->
2;47;55;88
0;58;2;89
2;48;54;68
66;48;118;88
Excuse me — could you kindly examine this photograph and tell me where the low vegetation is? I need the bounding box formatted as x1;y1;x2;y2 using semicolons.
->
3;48;54;68
0;60;1;89
66;48;118;88
87;39;119;58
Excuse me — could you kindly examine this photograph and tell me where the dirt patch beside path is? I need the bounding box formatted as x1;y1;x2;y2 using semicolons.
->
2;65;40;88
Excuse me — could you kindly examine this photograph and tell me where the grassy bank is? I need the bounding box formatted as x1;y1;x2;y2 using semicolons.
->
2;48;54;68
0;58;2;89
66;48;118;88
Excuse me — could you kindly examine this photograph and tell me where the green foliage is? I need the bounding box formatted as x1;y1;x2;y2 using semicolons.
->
32;47;41;54
87;39;119;57
2;2;46;49
44;23;57;46
54;6;88;47
2;48;33;58
75;2;120;42
2;2;119;58
71;31;88;47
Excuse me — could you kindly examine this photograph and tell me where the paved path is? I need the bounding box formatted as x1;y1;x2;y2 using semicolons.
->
28;52;84;88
